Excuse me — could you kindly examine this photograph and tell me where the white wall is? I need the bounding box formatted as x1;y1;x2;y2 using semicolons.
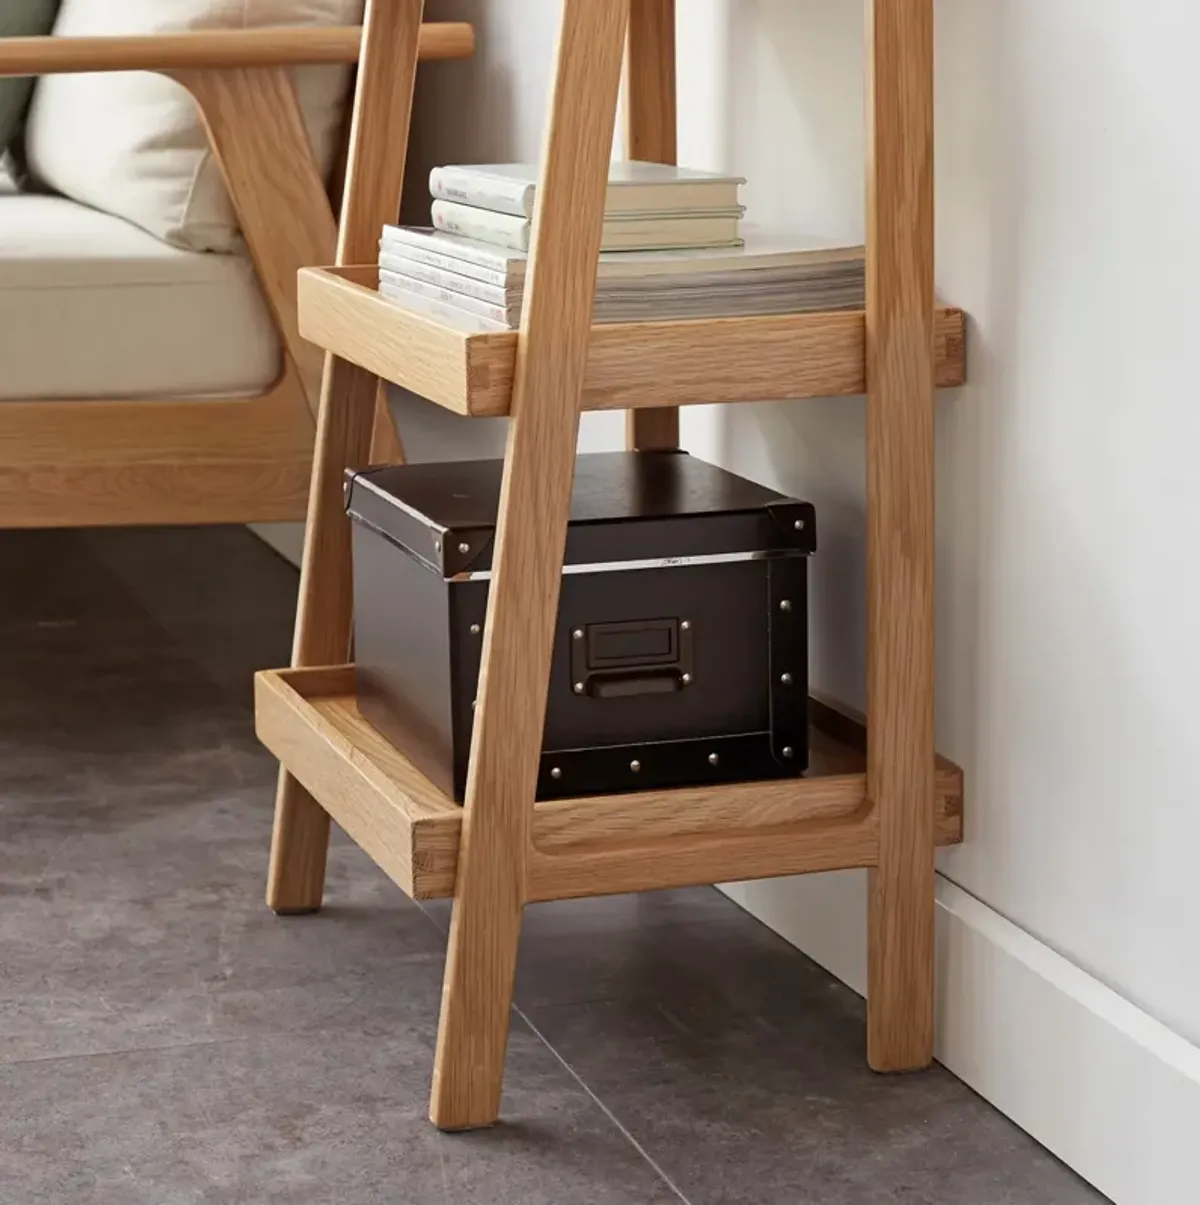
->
671;0;1200;1046
406;2;1200;1196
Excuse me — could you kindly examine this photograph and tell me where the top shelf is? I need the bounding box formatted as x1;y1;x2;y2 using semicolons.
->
297;265;967;418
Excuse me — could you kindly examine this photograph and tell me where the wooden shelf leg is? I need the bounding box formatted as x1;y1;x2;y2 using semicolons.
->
266;0;427;915
369;381;407;465
864;0;937;1070
429;0;630;1130
624;0;679;453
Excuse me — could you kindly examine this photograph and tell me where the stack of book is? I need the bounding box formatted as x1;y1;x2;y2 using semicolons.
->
377;161;865;329
427;160;746;253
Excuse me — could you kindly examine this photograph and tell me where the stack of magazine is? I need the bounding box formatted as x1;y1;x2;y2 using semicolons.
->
377;161;865;329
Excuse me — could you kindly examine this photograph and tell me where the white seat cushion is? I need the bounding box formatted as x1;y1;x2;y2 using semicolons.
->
24;0;363;253
0;194;279;400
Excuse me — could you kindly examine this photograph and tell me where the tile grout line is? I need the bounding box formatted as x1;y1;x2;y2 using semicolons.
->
416;897;690;1196
416;901;693;1190
0;1032;260;1071
515;1005;693;1205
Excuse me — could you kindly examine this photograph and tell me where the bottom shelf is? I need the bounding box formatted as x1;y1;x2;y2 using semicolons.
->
255;665;964;904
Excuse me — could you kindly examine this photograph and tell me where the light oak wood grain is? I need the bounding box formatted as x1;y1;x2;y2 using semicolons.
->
0;24;473;76
254;665;963;902
430;0;630;1133
255;669;460;898
369;381;407;464
254;0;960;1133
266;0;427;914
0;379;314;530
298;265;968;414
623;0;679;450
528;810;879;902
179;67;335;415
865;0;937;1073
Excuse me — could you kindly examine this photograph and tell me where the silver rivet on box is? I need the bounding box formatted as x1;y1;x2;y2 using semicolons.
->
573;682;584;695
572;628;584;640
469;623;481;636
457;542;470;554
433;540;442;555
550;767;562;780
681;620;691;632
780;672;793;686
630;759;641;772
708;752;720;766
782;745;794;759
780;599;792;612
681;672;692;686
794;518;805;531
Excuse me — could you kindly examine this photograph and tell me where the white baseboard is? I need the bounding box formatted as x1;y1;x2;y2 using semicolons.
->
248;522;304;568
721;874;1200;1205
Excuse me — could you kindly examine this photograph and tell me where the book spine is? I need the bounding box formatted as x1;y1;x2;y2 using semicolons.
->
430;201;530;252
379;270;515;327
379;254;512;306
429;167;535;218
380;225;520;273
377;243;514;289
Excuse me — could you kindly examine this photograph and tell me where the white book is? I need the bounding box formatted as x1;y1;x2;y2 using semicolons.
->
429;200;744;254
377;241;516;289
430;201;532;251
378;254;512;310
382;225;862;282
378;269;513;326
429;160;745;219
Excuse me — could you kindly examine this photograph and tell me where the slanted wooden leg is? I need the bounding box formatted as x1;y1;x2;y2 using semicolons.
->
864;0;937;1070
370;382;407;464
429;0;630;1130
623;0;680;452
266;358;376;914
267;0;427;914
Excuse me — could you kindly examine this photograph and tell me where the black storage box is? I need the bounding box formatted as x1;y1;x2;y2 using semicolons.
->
345;451;816;801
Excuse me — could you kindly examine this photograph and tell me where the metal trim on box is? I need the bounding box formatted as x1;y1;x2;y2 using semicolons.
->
449;546;810;582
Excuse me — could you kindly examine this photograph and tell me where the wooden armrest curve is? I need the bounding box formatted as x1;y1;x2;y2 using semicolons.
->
0;22;473;77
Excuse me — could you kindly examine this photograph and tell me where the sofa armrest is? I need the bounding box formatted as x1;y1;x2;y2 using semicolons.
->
0;23;473;77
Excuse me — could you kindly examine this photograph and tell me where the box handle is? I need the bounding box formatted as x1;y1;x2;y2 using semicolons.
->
571;617;694;699
588;670;683;699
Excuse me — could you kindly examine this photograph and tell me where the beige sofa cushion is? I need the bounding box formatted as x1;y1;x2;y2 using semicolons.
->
24;0;363;253
0;195;279;400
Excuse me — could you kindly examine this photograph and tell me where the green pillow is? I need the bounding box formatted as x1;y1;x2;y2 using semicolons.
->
0;1;61;153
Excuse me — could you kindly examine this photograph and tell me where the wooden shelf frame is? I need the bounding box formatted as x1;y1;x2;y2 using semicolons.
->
297;264;966;415
257;0;958;1133
256;666;963;902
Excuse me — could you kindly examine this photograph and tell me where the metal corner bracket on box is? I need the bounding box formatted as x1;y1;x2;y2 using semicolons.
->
252;0;966;1133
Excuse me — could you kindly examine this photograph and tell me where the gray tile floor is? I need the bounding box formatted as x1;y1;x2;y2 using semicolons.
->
0;527;1106;1205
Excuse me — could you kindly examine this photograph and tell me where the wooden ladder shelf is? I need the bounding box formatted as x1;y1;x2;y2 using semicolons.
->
255;0;965;1132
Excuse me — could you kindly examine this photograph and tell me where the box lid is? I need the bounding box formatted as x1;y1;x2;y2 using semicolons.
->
345;451;815;578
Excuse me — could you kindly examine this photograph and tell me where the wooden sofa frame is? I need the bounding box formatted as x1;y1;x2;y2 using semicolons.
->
0;22;473;529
